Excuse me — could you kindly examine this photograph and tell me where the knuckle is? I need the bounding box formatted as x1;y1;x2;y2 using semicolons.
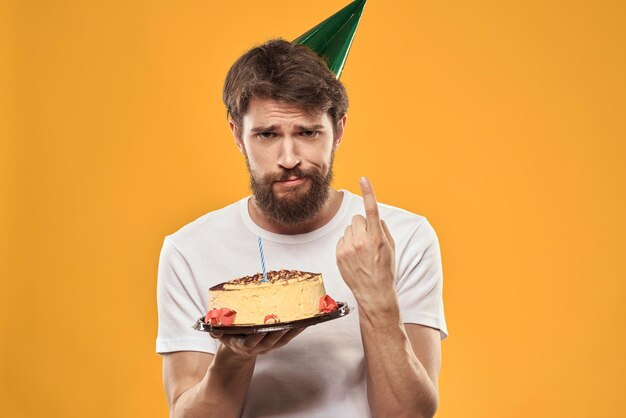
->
242;340;256;350
365;207;378;217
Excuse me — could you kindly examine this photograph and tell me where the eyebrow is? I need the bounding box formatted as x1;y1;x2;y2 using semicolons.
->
297;124;325;131
250;125;278;133
250;124;326;133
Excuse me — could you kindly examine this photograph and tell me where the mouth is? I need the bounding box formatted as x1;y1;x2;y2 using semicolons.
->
275;176;307;187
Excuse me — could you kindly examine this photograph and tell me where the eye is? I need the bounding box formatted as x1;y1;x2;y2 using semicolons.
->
300;130;319;138
256;132;276;140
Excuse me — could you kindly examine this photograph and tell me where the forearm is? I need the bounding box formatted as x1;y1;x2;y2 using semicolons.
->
359;292;438;418
172;345;256;418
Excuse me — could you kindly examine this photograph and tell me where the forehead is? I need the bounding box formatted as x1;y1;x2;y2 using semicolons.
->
242;97;330;129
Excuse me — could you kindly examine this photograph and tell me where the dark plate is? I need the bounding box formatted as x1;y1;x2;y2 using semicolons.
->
193;302;351;334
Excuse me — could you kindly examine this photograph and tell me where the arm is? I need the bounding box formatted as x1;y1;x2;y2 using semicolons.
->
162;348;254;418
358;295;441;418
336;177;442;418
157;237;307;416
162;329;304;418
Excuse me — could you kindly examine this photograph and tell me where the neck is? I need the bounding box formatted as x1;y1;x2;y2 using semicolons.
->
248;188;343;235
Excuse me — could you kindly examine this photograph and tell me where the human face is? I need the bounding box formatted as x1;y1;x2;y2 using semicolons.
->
231;97;344;225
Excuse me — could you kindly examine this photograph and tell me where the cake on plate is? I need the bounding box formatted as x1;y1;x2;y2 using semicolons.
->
206;269;338;326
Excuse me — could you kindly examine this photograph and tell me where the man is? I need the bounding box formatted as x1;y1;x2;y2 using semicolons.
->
156;39;448;418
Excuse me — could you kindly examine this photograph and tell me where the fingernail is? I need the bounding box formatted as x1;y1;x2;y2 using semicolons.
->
359;176;367;185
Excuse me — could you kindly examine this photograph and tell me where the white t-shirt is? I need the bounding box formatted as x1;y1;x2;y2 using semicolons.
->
156;189;448;418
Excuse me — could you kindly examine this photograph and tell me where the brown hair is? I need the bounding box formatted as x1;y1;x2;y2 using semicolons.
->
222;38;349;136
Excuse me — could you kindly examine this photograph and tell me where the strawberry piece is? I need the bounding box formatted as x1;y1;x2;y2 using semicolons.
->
219;308;237;326
319;295;339;313
206;308;222;325
264;314;280;324
205;307;236;326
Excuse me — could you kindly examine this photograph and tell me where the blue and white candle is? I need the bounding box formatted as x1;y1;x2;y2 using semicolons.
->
257;237;268;282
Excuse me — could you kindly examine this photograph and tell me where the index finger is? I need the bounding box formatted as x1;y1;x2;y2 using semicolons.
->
359;176;381;233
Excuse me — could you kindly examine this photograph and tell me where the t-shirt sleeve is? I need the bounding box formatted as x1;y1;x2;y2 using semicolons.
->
395;219;448;340
156;237;218;354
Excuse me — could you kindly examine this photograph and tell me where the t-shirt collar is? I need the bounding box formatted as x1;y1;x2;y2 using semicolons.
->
239;189;353;244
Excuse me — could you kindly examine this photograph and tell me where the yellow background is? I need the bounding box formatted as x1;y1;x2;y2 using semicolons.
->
2;0;625;417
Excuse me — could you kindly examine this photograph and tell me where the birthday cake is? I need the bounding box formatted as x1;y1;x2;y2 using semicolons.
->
206;269;338;326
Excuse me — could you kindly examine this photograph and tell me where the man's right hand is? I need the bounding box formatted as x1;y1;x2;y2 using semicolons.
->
210;327;305;357
163;328;306;418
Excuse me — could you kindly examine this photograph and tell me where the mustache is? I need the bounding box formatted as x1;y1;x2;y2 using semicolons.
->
269;166;319;182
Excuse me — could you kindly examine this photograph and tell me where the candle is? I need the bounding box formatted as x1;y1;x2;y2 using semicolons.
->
257;237;268;282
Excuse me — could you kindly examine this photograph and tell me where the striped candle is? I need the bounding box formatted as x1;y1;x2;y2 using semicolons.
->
257;237;268;282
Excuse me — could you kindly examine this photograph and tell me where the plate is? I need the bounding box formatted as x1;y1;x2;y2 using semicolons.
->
193;302;351;334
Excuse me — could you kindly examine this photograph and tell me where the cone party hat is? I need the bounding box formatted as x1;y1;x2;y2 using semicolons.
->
293;0;367;79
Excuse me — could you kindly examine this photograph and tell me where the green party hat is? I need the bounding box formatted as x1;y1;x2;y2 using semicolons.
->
293;0;367;78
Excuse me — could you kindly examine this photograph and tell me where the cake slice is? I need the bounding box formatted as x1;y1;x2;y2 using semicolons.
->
207;269;332;326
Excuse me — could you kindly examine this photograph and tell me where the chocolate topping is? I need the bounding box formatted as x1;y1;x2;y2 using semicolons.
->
210;269;320;291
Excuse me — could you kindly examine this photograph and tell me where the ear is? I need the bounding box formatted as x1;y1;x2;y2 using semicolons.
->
229;119;245;155
332;114;347;151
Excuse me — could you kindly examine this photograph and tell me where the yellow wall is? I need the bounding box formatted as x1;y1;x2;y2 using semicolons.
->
2;1;625;417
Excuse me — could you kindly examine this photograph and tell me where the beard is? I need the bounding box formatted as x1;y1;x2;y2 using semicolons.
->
245;152;335;226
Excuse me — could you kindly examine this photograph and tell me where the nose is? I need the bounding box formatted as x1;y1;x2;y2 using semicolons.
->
277;136;301;170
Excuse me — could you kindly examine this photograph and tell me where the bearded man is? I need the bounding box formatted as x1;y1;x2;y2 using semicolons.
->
156;39;448;418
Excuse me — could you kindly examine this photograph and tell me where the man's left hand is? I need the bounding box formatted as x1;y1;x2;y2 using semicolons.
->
336;177;396;305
